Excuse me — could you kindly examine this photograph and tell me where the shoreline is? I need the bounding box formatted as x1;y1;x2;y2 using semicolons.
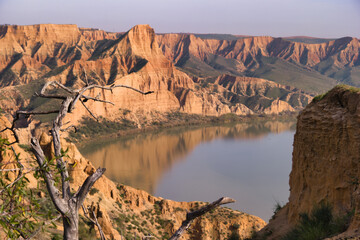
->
72;111;298;148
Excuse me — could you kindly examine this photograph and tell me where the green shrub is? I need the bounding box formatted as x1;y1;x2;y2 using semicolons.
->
228;232;241;240
282;203;352;240
69;117;137;140
89;188;99;195
271;201;284;220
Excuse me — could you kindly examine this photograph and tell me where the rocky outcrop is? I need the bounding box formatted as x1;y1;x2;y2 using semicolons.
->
260;85;360;239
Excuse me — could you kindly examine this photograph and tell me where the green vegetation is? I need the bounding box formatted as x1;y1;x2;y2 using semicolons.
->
336;84;360;93
312;84;360;103
176;55;221;78
0;136;61;239
271;201;284;220
78;217;97;240
312;92;327;102
69;117;137;141
0;137;40;239
282;203;352;240
89;187;99;195
247;56;337;94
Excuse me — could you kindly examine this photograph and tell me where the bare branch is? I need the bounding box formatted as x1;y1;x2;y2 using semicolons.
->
82;205;106;240
17;110;60;116
70;84;154;112
37;81;76;97
168;197;235;240
81;94;115;105
30;137;68;214
74;168;106;208
60;125;77;133
50;97;73;199
80;99;98;121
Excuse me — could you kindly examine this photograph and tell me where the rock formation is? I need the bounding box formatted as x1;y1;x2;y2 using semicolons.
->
157;33;360;93
259;85;360;239
157;33;360;74
0;24;312;122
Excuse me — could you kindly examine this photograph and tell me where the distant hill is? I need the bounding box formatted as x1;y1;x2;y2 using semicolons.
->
157;34;360;93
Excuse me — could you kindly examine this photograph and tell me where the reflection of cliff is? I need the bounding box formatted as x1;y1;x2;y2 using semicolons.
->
0;116;266;239
81;120;295;193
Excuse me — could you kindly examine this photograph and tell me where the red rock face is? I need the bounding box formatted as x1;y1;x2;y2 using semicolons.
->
0;24;312;119
157;34;360;68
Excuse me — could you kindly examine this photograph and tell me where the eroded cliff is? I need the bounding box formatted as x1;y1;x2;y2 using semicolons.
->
0;24;311;121
157;34;360;93
259;85;360;239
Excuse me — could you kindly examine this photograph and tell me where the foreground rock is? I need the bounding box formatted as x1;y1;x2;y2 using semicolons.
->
259;85;360;239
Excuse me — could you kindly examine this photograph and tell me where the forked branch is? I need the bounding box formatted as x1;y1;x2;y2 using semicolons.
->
82;205;106;240
0;80;155;239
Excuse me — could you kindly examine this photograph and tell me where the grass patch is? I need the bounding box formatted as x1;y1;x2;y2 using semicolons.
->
336;84;360;93
271;201;284;219
312;84;360;103
89;188;99;196
282;203;352;240
69;117;137;141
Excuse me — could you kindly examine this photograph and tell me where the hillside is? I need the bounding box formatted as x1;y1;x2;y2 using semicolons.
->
0;24;312;122
157;34;360;93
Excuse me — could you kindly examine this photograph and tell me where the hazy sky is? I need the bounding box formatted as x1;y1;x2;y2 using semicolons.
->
0;0;359;38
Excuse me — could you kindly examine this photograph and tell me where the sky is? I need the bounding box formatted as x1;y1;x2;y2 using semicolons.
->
0;0;359;38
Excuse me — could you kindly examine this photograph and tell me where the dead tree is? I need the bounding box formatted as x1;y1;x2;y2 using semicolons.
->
4;80;236;239
7;81;153;240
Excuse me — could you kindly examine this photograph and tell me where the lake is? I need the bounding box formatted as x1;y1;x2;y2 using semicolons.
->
79;120;296;221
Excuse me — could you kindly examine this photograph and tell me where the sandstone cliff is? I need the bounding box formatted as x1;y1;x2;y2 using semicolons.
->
0;116;266;239
259;85;360;239
157;33;360;73
157;34;360;93
0;24;312;121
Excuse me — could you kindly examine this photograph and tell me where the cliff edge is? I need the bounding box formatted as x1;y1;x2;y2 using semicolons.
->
260;85;360;239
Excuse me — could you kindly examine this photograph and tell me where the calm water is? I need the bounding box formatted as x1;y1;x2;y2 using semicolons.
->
79;121;295;221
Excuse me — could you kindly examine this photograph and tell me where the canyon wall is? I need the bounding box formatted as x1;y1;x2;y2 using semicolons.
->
157;33;360;93
0;24;312;121
260;85;360;239
157;34;360;69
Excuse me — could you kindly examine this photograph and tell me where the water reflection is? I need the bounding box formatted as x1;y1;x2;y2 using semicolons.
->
80;120;295;220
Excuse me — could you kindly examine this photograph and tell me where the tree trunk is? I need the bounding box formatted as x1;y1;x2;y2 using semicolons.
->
63;209;79;240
